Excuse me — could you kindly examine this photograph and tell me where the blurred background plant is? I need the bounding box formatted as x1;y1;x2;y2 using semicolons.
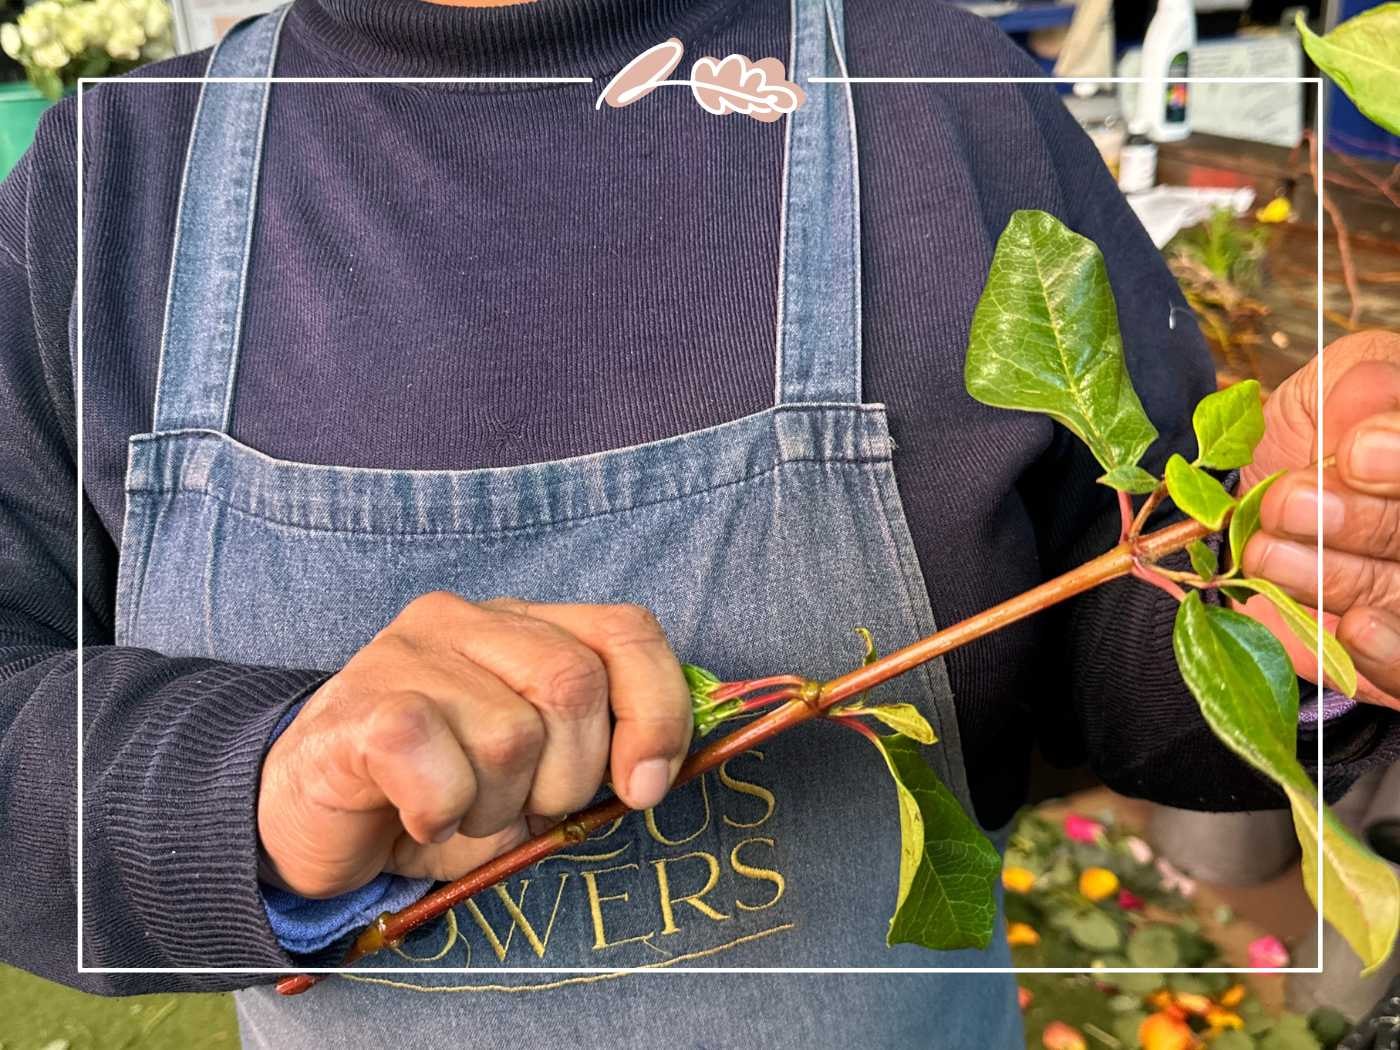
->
0;0;173;100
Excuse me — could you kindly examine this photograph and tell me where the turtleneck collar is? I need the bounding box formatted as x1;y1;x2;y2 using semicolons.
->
285;0;750;83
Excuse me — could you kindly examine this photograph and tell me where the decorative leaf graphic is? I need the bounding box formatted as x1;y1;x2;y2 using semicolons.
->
689;54;806;123
595;38;685;110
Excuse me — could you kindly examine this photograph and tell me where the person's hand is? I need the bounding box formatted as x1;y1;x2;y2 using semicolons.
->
257;593;693;898
1237;330;1400;707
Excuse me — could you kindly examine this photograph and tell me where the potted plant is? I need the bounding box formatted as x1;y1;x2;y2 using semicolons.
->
0;0;174;178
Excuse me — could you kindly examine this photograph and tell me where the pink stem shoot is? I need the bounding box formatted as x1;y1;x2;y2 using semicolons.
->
709;674;809;701
1118;490;1135;543
1131;560;1188;602
830;713;880;743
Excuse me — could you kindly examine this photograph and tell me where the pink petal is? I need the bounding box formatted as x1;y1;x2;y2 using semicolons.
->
1064;813;1104;844
1247;935;1289;968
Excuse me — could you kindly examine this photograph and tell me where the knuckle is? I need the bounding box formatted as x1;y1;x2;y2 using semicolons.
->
597;603;666;650
480;596;531;618
364;694;438;757
405;796;464;835
1324;555;1373;609
535;651;608;717
400;590;466;626
475;709;545;771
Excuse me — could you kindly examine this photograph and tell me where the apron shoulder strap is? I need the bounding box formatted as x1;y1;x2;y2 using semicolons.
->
774;0;862;408
152;6;289;434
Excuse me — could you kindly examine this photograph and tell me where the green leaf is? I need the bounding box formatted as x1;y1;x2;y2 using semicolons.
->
683;663;739;737
1053;908;1122;952
1192;380;1265;469
1296;7;1400;137
965;210;1158;476
682;663;720;698
837;702;937;745
1172;593;1399;972
1229;469;1285;573
1099;465;1160;495
1126;924;1181;968
855;627;878;666
1260;1013;1323;1050
1187;540;1219;582
1226;578;1359;698
870;734;1000;950
1165;453;1237;530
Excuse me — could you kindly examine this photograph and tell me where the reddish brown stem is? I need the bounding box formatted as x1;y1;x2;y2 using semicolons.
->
274;514;1211;996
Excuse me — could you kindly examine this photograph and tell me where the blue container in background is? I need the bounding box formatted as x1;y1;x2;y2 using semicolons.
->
0;81;49;180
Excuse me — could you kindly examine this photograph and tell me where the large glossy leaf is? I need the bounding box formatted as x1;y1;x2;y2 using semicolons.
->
1226;577;1359;697
873;734;1000;950
1165;454;1237;530
1228;469;1285;572
1297;7;1400;137
1172;593;1399;971
1192;380;1264;470
965;210;1158;482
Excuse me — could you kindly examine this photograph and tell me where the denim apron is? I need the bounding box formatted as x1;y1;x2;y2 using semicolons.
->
114;2;1021;1046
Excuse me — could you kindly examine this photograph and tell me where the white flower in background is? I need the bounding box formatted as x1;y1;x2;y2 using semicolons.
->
3;0;173;95
140;36;172;62
19;19;54;50
142;2;171;38
0;22;21;60
1124;835;1154;865
31;40;71;69
105;24;144;60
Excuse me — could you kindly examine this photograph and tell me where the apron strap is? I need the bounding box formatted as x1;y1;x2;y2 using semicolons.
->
774;0;861;407
152;6;288;434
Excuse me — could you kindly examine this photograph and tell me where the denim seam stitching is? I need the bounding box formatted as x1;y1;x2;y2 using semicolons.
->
132;456;879;539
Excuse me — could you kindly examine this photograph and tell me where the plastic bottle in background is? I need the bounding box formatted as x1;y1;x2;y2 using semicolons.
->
1135;0;1196;142
1117;119;1158;193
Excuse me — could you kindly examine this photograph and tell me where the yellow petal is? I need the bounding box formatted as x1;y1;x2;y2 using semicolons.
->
1007;921;1041;946
1002;866;1036;893
1078;866;1120;901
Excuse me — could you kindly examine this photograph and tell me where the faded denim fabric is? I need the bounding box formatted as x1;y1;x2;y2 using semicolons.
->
114;2;1023;1046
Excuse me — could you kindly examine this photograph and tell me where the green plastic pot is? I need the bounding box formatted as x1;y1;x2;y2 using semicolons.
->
0;80;51;180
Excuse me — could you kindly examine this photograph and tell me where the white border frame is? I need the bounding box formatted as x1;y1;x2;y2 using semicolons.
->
75;73;1330;977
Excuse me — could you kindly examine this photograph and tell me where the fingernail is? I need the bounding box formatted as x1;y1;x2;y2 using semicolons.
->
1280;484;1345;537
1256;539;1316;593
627;758;671;810
1355;614;1400;666
1350;425;1400;484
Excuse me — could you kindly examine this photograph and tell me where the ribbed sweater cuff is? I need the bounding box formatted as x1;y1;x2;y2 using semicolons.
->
93;665;328;968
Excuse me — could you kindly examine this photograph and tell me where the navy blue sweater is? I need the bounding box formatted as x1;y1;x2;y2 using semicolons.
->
1;0;1394;992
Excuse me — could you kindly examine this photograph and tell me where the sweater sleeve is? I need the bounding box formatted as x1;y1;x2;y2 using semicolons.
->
1017;83;1400;812
0;129;330;994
